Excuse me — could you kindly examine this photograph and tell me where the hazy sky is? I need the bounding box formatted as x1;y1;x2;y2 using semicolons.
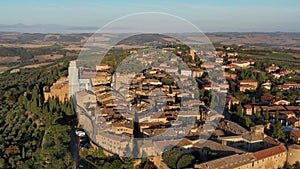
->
1;0;300;32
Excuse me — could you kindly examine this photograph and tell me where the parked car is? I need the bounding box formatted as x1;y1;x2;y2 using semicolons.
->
75;129;86;137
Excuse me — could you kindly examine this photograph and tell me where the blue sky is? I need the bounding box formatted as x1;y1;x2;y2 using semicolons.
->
1;0;300;32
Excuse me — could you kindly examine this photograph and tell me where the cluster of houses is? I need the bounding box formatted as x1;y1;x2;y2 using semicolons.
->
219;50;255;71
66;45;300;167
216;50;300;142
194;121;300;169
227;92;300;138
266;64;293;79
69;56;214;157
238;80;258;92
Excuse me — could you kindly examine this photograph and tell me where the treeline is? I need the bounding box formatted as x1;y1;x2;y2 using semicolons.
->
162;149;195;169
80;149;135;169
255;60;300;70
101;48;132;72
0;61;76;169
0;61;69;96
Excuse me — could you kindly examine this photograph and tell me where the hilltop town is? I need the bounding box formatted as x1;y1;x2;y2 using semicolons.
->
63;40;300;168
0;32;300;169
2;0;300;168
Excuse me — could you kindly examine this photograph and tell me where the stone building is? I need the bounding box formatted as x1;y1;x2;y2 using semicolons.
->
44;77;69;103
290;130;300;144
287;144;300;165
195;144;287;169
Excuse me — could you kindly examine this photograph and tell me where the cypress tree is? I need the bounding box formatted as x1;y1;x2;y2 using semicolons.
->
264;109;269;121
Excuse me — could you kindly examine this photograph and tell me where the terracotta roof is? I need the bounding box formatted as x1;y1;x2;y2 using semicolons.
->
51;80;68;90
263;136;280;146
218;120;248;135
81;71;96;79
261;106;286;111
240;84;256;88
278;84;300;90
96;71;109;76
195;153;255;169
100;108;115;115
193;140;245;154
261;94;273;99
226;64;241;69
243;104;252;109
287;117;299;124
191;68;204;72
291;130;300;137
238;80;257;83
253;144;287;160
98;63;109;66
261;94;278;102
285;106;300;111
266;66;279;71
242;132;264;142
176;138;193;147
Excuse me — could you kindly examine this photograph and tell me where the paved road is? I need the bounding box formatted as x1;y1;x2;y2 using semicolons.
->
70;98;96;169
70;125;79;168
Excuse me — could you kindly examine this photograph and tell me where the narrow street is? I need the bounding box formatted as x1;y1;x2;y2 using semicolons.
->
70;125;79;168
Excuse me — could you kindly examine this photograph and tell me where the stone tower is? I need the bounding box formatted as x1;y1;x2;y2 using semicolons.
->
190;48;195;61
68;61;80;97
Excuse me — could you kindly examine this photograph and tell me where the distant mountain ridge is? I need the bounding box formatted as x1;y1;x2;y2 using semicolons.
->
0;24;99;34
1;23;300;34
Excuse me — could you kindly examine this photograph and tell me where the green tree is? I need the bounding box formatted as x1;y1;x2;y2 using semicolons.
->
162;149;184;169
139;158;157;169
145;73;153;79
275;109;279;122
264;109;270;121
177;155;194;169
110;159;122;169
0;158;5;169
293;161;300;169
161;78;174;86
272;121;286;141
257;72;267;84
255;109;260;119
229;81;236;92
237;104;243;115
283;163;293;169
